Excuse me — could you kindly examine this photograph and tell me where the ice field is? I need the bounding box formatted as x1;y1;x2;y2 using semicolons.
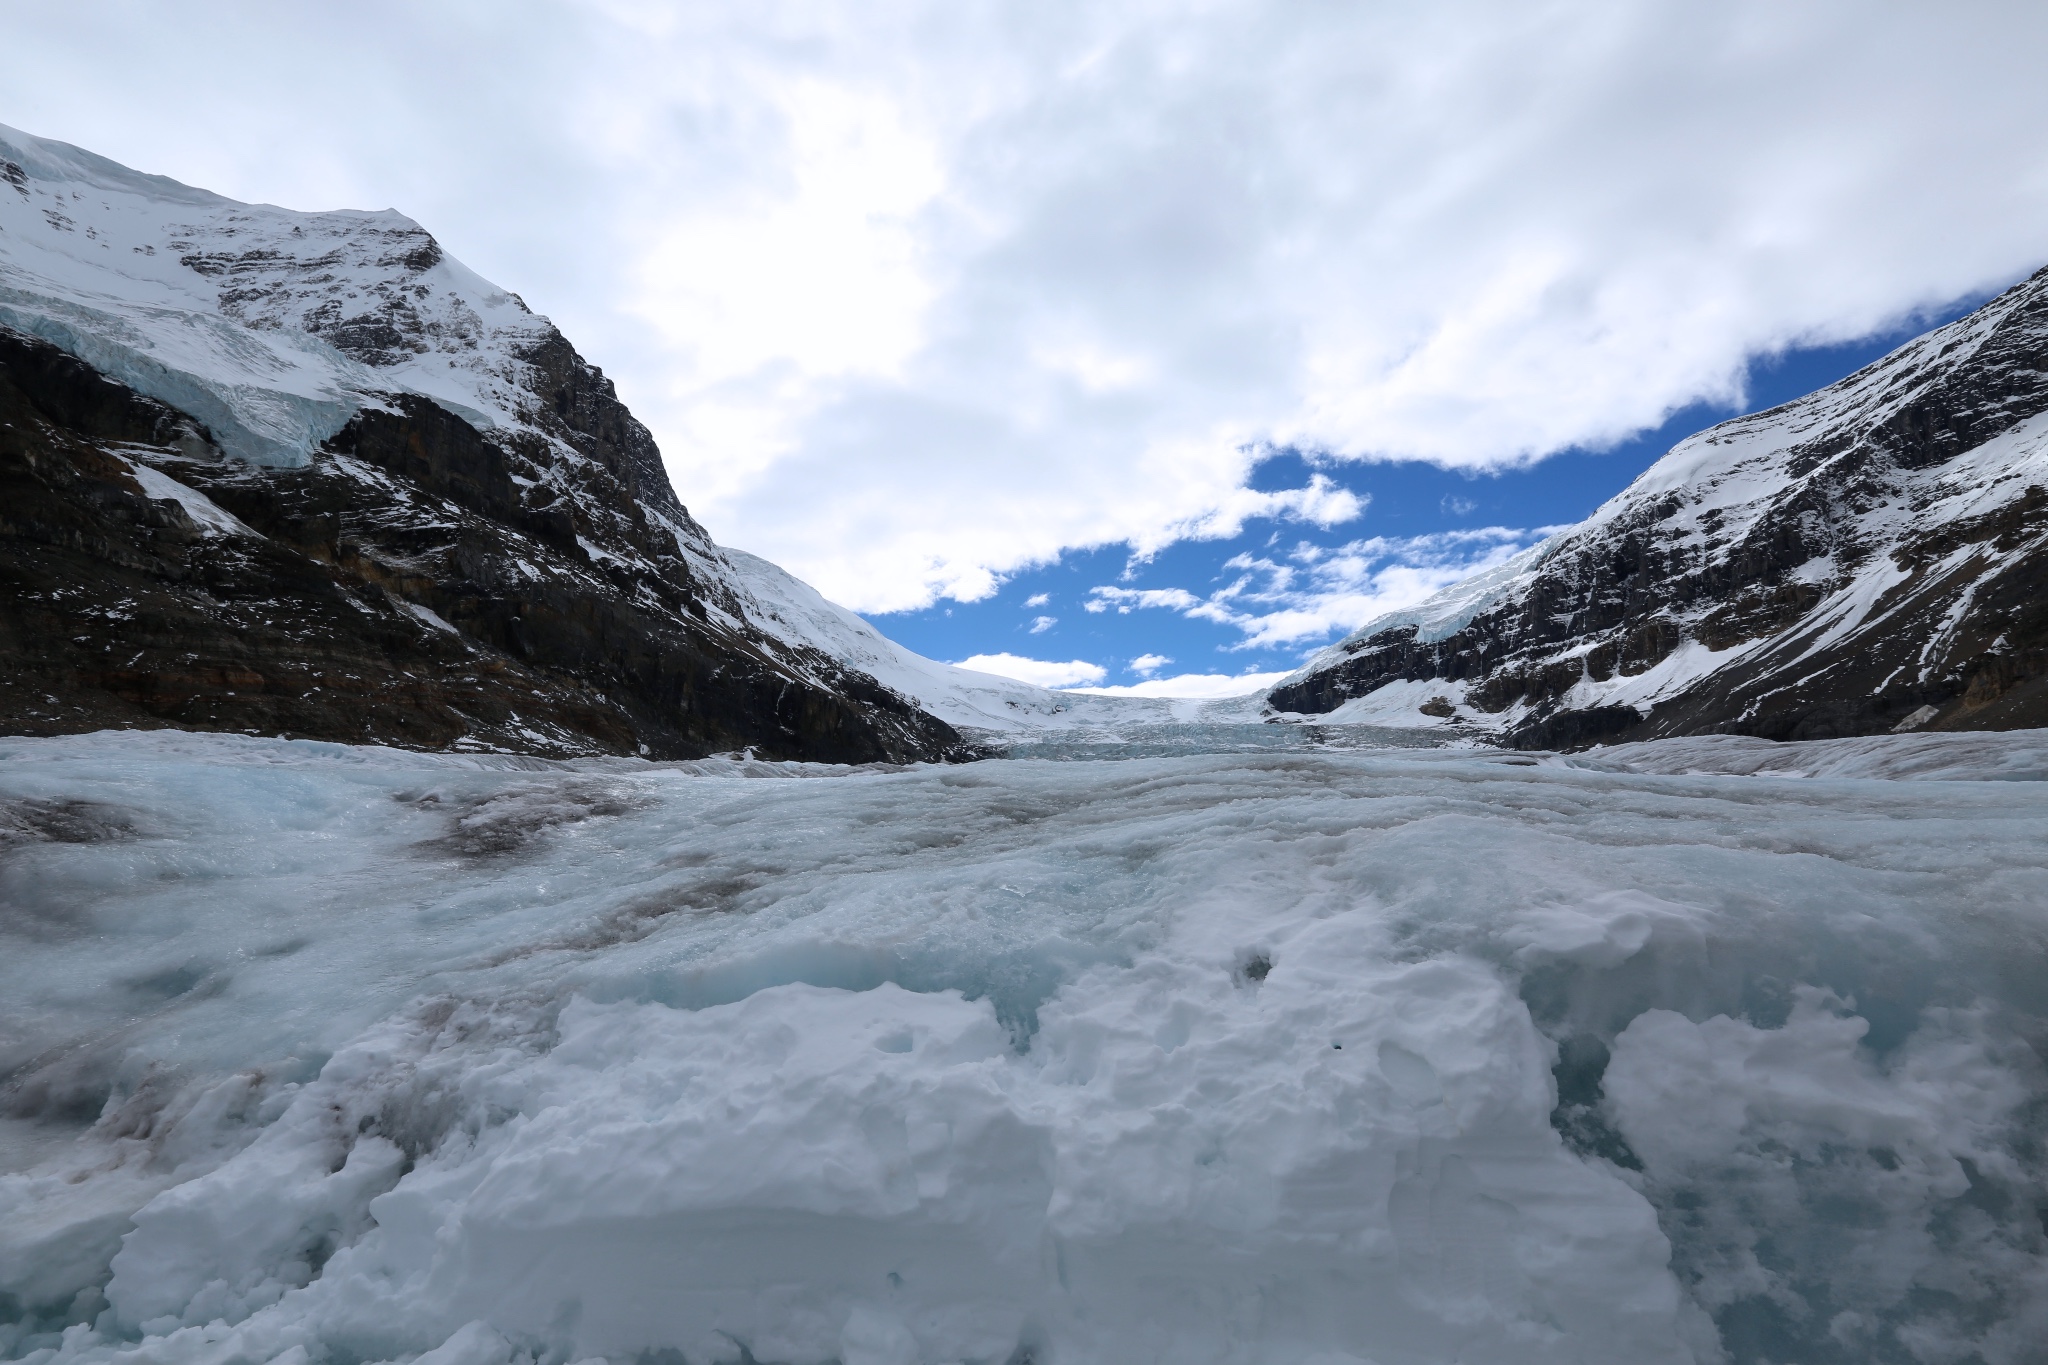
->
2;728;2046;1365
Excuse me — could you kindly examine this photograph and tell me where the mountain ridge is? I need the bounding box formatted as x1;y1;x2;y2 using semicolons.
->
1266;265;2048;746
12;122;2045;760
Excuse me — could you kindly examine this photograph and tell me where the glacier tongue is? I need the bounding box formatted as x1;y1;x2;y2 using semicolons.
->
718;547;1239;734
3;729;2045;1365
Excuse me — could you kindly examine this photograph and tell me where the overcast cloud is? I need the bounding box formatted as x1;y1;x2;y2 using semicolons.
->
7;1;2048;615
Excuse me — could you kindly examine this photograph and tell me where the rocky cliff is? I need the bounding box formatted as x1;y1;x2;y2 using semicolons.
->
1268;267;2048;748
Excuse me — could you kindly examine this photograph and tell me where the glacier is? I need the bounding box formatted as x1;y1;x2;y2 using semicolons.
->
3;728;2045;1365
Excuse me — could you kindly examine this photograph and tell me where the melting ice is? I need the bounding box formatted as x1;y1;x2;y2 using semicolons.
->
3;729;2046;1365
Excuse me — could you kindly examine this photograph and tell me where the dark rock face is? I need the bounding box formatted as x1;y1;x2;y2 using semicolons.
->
0;325;967;762
511;327;683;521
1270;266;2048;748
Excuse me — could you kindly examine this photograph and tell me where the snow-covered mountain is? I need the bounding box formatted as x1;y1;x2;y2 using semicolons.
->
0;130;589;472
722;548;1228;732
1269;267;2048;747
0;124;1152;760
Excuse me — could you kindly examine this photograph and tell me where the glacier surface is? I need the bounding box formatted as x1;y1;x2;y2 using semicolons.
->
2;729;2045;1365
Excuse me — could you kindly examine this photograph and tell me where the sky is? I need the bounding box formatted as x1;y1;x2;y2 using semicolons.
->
889;307;1985;694
897;309;1982;695
6;1;2048;694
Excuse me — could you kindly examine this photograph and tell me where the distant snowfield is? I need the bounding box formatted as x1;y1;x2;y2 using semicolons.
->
3;729;2046;1365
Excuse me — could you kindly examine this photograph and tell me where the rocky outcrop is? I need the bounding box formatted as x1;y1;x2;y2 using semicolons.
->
1269;266;2048;747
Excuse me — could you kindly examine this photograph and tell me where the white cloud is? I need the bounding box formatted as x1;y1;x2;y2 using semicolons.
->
953;652;1106;688
1087;528;1545;651
1022;593;1050;608
7;4;2048;611
1028;615;1057;634
1086;588;1201;616
1072;671;1291;699
1129;653;1172;676
1153;473;1366;547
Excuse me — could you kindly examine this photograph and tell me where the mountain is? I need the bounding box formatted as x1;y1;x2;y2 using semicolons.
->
0;124;1125;762
1267;267;2048;748
722;547;1238;732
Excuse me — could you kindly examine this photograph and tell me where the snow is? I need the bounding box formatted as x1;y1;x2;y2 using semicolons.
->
1291;678;1472;728
717;548;1198;733
397;600;462;637
1523;337;2048;716
1284;540;1557;685
1602;281;2035;521
1581;726;2048;782
4;727;2045;1365
0;124;555;468
109;453;257;538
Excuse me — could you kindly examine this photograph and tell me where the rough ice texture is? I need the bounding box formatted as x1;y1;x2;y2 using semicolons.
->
3;728;2044;1365
1270;268;2048;746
